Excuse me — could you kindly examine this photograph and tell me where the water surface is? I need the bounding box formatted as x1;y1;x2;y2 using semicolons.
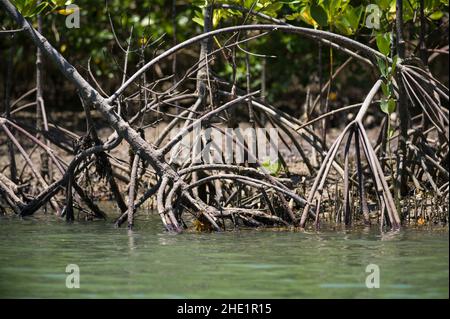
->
0;212;448;298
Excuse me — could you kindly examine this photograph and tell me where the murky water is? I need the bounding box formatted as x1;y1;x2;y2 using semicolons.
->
0;212;448;298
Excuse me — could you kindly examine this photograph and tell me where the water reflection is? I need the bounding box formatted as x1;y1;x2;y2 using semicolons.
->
157;233;179;246
0;213;448;298
127;229;137;251
380;229;403;241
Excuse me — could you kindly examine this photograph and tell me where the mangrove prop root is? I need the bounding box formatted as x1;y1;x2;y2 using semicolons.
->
0;0;447;232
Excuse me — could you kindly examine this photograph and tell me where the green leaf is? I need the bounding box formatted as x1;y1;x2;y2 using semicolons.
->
310;2;328;27
334;17;352;35
380;99;389;114
429;10;444;20
13;0;26;13
376;32;391;56
263;2;284;14
192;9;204;27
30;1;48;16
376;57;388;78
244;0;256;9
381;82;389;97
340;5;362;33
192;16;204;27
387;98;396;114
191;0;207;8
260;159;282;176
380;98;396;114
377;0;391;10
51;0;71;7
328;0;343;17
391;55;398;75
285;12;302;20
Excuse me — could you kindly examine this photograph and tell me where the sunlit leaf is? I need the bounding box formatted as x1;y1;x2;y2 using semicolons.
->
429;10;444;20
376;32;391;56
380;98;396;114
57;7;76;15
260;159;282;176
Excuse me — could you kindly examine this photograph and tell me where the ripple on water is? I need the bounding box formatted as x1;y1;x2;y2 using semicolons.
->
0;214;448;298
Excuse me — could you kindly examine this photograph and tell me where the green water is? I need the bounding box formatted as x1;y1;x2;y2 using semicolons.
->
0;212;448;298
